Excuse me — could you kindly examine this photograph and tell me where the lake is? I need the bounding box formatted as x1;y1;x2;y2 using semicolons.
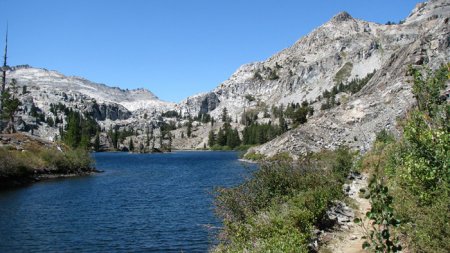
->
0;151;254;252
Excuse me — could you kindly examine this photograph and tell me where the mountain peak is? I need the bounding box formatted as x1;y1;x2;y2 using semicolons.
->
331;11;353;22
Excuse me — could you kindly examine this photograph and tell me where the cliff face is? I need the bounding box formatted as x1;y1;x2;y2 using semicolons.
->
3;0;449;153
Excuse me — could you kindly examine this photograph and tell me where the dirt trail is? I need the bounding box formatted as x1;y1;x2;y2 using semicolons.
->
321;173;371;253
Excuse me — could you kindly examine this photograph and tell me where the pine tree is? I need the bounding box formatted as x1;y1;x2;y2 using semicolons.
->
222;107;229;122
257;127;266;144
0;25;9;131
279;114;288;133
226;128;241;148
234;128;241;147
113;128;119;149
94;131;101;151
145;126;150;147
64;111;81;148
292;106;308;125
187;120;192;137
216;128;224;146
151;136;155;151
226;130;234;148
167;132;172;152
1;80;21;133
243;127;250;145
208;130;216;147
128;137;134;151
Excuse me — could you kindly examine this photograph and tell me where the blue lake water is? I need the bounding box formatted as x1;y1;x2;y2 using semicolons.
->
0;151;254;252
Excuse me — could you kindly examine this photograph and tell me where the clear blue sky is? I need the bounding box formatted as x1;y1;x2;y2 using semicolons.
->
1;0;422;102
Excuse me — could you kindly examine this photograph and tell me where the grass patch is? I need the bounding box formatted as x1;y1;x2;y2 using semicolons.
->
334;62;353;84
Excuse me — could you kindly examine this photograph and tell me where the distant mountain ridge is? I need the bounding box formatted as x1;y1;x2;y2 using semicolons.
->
7;65;174;112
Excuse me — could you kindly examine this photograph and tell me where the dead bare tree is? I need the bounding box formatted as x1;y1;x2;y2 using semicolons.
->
0;24;9;131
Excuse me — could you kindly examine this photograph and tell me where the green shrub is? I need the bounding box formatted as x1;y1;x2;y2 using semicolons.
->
214;148;354;252
269;152;293;162
0;148;34;177
243;152;266;161
361;64;450;252
0;139;93;179
234;144;254;152
375;129;395;144
210;144;232;151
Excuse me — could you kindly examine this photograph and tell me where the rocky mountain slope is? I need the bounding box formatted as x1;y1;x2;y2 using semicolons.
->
250;0;449;158
177;0;449;156
4;65;175;142
2;0;449;154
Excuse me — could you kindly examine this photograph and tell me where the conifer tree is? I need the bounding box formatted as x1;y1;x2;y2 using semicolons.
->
234;128;241;146
222;107;229;122
208;130;216;147
167;132;172;152
279;114;288;133
187;120;192;137
1;79;21;133
151;136;155;151
129;137;134;151
145;125;150;147
0;25;8;131
64;111;81;148
113;128;119;149
47;116;54;127
217;128;226;146
94;131;100;151
79;129;90;149
226;128;241;148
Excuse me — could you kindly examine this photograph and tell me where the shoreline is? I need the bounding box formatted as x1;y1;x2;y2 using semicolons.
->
96;149;242;154
0;169;101;191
